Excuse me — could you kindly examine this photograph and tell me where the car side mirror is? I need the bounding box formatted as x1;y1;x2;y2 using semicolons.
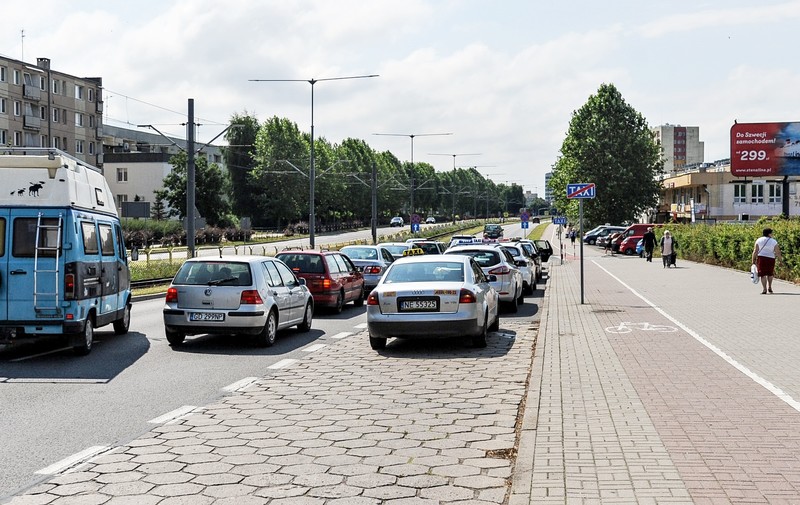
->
297;278;307;286
487;274;497;282
515;259;527;267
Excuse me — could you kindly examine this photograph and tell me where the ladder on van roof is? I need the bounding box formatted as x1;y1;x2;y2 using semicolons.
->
33;212;63;315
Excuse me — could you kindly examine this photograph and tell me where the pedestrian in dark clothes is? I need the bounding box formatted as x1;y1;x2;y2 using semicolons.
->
642;227;657;262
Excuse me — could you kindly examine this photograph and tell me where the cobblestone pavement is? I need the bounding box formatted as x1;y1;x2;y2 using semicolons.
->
5;310;540;504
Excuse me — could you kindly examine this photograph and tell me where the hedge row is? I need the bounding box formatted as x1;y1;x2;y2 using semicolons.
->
667;217;799;284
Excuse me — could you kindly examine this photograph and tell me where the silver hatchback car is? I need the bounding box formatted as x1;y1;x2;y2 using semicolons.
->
162;256;314;347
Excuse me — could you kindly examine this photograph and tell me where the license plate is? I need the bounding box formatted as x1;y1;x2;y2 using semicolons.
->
190;312;225;321
399;298;439;312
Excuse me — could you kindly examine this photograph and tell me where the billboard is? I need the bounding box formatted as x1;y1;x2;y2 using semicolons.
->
730;122;800;176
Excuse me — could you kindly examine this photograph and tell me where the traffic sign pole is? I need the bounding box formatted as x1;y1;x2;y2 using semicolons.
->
579;199;584;304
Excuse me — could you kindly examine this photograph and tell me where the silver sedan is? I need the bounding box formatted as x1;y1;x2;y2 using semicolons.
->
366;254;500;350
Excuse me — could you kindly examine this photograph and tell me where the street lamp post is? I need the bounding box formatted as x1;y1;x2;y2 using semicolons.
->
250;74;378;248
429;152;481;171
372;132;451;218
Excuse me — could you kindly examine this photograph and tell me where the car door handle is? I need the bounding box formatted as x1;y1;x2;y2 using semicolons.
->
10;269;27;275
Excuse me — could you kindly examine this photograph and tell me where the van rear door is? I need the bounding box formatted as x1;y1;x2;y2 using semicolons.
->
0;210;9;322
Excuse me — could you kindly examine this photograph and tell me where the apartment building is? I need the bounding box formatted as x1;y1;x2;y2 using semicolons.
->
0;56;102;167
652;124;704;173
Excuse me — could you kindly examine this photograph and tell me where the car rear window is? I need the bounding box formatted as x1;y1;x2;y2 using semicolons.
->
449;250;500;267
342;247;378;260
384;262;464;283
276;253;325;273
173;261;252;286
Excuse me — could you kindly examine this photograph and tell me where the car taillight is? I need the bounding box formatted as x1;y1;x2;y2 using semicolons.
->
459;289;477;304
366;266;382;275
240;290;263;305
64;273;75;300
322;278;332;290
367;292;379;305
488;266;510;275
165;287;178;303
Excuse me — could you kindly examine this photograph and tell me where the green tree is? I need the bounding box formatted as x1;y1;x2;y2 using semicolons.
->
161;151;232;226
225;113;260;220
548;83;664;227
151;190;168;221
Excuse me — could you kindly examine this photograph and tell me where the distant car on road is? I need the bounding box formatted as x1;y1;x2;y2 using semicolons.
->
276;250;366;313
380;242;417;260
162;256;314;348
445;243;524;312
340;245;396;291
425;216;436;224
366;254;500;350
483;223;504;239
390;216;404;227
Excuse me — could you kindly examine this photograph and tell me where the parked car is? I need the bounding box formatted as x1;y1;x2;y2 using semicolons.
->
516;239;543;282
340;245;396;291
275;250;365;313
636;238;644;257
425;216;436;224
617;223;661;255
534;239;554;262
366;254;500;350
162;256;314;347
483;223;504;239
445;244;524;312
584;225;625;245
390;216;404;227
411;240;446;255
380;242;417;260
447;234;479;249
500;243;537;294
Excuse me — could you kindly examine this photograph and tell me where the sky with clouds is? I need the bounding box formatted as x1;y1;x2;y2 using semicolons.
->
2;0;798;195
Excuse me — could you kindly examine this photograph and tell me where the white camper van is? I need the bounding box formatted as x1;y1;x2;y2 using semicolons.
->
0;148;131;355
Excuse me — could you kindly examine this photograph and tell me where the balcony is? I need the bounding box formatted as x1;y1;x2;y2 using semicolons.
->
23;115;41;131
23;84;41;101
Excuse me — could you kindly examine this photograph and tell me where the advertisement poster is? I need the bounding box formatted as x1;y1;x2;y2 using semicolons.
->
730;122;800;176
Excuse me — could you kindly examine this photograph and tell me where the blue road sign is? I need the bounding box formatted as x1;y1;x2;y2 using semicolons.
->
567;183;596;199
553;216;567;225
411;223;420;233
521;221;529;229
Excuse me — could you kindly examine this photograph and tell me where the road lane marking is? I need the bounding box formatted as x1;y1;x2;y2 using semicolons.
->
36;445;110;475
5;378;108;384
354;323;368;329
302;344;326;352
594;260;800;413
268;359;297;369
10;346;72;362
148;405;197;424
222;377;258;392
329;332;352;339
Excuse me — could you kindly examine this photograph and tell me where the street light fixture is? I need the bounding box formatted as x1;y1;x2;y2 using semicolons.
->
250;74;378;248
372;132;452;217
429;152;481;171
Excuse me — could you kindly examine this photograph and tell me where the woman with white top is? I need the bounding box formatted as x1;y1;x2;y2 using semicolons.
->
751;227;783;294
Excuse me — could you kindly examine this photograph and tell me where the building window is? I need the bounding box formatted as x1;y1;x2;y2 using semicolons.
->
0;98;5;114
40;135;48;147
13;101;21;116
117;167;128;183
40;106;46;120
52;79;59;94
75;85;84;100
0;130;6;146
0;66;5;82
768;183;782;204
52;108;60;122
39;76;46;90
116;194;128;208
750;183;764;204
733;183;746;203
12;69;20;85
89;115;95;128
52;136;60;149
76;140;84;154
88;142;95;155
75;113;84;126
14;131;22;146
88;88;94;102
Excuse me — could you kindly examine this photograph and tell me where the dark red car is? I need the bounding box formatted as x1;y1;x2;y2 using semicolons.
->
276;250;366;313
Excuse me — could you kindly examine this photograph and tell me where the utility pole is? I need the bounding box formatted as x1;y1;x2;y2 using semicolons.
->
186;99;196;257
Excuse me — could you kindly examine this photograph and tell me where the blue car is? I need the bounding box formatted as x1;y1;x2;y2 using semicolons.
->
636;238;644;257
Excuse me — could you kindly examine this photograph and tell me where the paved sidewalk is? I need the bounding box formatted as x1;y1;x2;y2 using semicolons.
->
513;233;800;504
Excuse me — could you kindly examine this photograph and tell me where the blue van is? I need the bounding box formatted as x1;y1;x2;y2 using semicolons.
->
0;148;131;355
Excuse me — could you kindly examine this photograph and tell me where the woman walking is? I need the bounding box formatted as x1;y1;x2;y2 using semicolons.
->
660;230;677;268
752;227;783;294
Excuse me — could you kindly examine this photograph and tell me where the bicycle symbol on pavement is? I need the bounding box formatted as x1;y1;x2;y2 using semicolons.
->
605;321;678;334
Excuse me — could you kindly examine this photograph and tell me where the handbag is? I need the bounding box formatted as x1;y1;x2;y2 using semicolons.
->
750;263;759;284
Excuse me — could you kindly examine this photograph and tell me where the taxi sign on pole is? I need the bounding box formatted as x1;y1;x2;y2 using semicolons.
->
567;183;596;199
553;216;567;225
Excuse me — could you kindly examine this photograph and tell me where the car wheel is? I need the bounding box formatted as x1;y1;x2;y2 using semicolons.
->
298;302;313;332
113;303;131;335
255;310;278;347
332;291;344;314
625;248;633;256
517;285;525;304
472;317;488;348
73;318;94;356
488;312;500;332
508;294;518;313
165;329;185;346
588;239;596;245
353;285;365;307
369;335;387;350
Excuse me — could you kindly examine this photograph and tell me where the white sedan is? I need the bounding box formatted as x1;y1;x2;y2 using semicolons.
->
366;255;500;350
